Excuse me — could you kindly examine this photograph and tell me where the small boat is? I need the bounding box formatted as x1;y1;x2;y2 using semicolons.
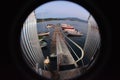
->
38;32;50;36
40;40;47;48
46;24;55;28
67;31;83;36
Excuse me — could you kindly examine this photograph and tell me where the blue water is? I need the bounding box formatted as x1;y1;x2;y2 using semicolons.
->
37;20;88;35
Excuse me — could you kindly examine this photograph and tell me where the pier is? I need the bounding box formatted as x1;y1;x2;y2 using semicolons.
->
55;26;78;70
41;24;85;80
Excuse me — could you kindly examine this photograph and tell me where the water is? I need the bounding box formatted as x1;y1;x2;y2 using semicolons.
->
37;20;88;35
37;20;88;67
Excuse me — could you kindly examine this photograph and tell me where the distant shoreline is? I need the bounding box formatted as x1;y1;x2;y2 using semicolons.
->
37;17;88;23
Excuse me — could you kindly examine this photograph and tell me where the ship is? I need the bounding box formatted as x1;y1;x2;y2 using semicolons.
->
61;24;74;30
61;24;83;36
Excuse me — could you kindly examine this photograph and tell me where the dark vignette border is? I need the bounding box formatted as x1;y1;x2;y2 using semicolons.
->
9;0;112;80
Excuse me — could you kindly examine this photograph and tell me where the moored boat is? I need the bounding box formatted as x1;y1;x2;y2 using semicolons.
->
40;40;47;48
67;30;83;36
38;32;50;36
61;23;83;36
61;24;74;30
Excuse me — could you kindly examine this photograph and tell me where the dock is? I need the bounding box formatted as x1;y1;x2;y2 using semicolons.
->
41;24;84;80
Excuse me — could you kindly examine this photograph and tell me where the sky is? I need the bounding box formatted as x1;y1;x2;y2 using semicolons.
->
35;1;90;21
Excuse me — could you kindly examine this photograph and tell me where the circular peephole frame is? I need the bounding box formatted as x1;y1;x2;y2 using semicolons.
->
9;0;111;80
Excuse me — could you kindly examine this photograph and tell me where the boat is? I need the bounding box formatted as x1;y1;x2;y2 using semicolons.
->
39;40;47;48
61;24;74;30
61;24;83;36
38;32;50;36
46;24;54;28
66;30;83;36
64;28;76;32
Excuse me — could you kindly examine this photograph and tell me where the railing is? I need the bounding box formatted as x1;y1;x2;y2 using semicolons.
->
60;27;85;66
